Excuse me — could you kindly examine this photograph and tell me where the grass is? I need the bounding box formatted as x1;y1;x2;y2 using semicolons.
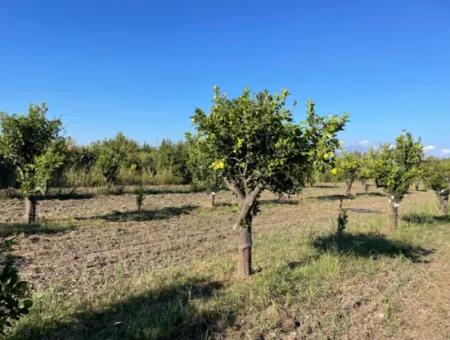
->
2;183;450;339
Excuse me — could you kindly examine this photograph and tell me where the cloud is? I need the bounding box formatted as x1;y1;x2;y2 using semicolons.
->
356;140;370;147
441;148;450;156
423;145;436;153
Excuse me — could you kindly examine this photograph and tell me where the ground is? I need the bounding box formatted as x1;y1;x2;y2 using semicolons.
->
1;183;449;339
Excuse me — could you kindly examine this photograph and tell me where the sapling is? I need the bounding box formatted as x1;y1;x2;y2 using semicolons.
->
424;159;450;215
337;199;348;238
135;185;145;211
336;152;361;196
372;132;423;229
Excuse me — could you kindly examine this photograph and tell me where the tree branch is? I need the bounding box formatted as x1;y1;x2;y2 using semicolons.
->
223;177;245;202
233;183;264;230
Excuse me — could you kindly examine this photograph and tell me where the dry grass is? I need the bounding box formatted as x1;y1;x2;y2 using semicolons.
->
1;183;450;339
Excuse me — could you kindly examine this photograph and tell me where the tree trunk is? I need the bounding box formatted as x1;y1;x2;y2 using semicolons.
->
415;183;420;191
389;197;399;230
230;184;263;279
24;196;37;224
365;183;369;193
438;191;449;215
238;221;252;278
210;192;216;207
346;181;352;196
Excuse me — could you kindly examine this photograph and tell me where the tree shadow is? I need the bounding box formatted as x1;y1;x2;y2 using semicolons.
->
11;278;234;340
314;194;354;201
260;199;299;205
142;188;195;195
36;193;95;201
89;205;199;222
347;208;381;214
312;232;433;263
402;212;450;225
0;223;77;237
356;192;385;197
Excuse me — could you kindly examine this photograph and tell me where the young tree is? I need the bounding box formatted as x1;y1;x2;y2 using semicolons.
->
190;88;347;278
0;104;63;223
372;132;424;229
424;159;450;215
359;151;377;193
336;152;361;196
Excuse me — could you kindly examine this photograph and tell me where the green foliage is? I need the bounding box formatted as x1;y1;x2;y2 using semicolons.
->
337;200;348;236
423;158;450;194
185;132;225;192
336;152;361;187
190;87;348;225
0;104;63;197
372;132;424;202
96;148;121;188
358;151;377;184
0;155;16;188
0;237;33;335
56;135;191;189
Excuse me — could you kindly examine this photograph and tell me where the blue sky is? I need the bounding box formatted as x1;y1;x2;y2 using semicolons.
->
1;0;449;155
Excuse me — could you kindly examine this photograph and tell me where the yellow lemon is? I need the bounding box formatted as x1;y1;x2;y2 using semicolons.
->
330;168;338;176
211;160;225;171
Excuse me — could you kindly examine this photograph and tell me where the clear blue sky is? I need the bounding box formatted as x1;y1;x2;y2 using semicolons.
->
1;0;449;155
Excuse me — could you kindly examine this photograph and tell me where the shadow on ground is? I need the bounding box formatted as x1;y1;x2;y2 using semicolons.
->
312;232;433;263
10;278;233;340
142;188;196;195
314;194;354;201
310;184;337;188
91;205;199;222
0;223;77;237
356;192;385;197
37;192;96;201
347;208;381;214
402;212;450;225
260;199;300;205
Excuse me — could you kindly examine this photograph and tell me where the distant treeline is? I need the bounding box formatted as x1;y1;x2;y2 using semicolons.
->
0;133;192;190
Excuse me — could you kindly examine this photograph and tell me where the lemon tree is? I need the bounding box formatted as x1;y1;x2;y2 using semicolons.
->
372;132;423;229
0;104;63;223
190;87;347;278
336;152;362;196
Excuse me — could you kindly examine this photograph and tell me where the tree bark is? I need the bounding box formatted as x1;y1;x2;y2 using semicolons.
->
438;191;449;215
389;197;399;230
365;183;369;193
238;221;252;278
233;183;264;279
345;181;352;196
24;196;37;224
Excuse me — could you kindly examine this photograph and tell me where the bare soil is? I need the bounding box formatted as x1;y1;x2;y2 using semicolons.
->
1;183;449;339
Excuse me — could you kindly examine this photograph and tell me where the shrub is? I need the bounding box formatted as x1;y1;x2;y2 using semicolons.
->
0;237;33;334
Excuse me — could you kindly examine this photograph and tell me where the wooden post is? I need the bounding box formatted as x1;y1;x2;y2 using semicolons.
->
210;192;216;207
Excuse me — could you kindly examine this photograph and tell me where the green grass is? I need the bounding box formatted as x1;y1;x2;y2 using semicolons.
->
5;188;450;339
8;212;444;339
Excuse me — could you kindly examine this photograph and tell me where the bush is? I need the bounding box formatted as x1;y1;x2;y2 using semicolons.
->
0;237;33;334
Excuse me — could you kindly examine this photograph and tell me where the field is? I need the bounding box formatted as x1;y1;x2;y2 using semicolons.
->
1;183;450;339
